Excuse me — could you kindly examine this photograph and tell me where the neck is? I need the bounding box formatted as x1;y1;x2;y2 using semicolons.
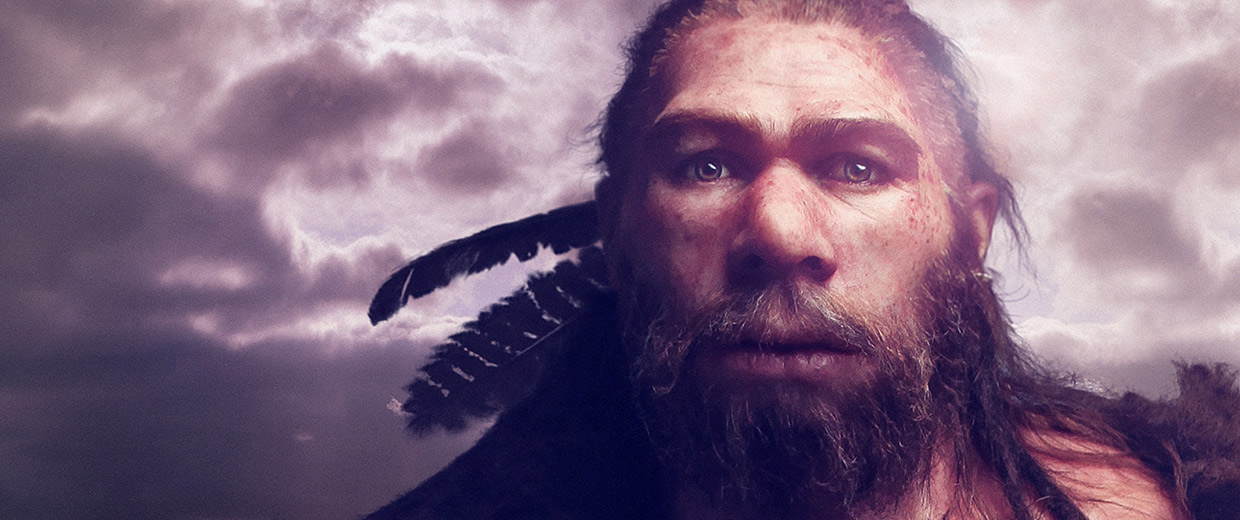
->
668;440;1009;520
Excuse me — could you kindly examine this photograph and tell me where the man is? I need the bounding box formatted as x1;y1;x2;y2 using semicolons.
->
365;0;1239;518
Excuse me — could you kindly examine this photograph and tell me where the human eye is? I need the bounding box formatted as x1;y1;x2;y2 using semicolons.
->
814;153;885;185
678;154;733;183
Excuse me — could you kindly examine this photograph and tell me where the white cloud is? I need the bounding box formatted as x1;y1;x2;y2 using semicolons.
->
158;259;258;291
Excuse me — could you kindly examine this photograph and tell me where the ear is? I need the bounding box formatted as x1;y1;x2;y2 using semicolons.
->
964;181;998;262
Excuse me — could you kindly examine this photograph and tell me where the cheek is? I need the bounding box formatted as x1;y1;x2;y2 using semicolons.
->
637;189;732;304
889;190;953;248
842;193;952;300
901;196;944;248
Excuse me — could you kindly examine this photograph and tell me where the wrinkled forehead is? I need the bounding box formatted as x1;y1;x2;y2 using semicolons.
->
661;20;918;138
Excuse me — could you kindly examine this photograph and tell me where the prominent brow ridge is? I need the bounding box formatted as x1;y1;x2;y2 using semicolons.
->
647;111;921;156
645;112;765;144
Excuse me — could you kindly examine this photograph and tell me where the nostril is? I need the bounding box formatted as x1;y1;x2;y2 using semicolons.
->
741;253;764;271
799;256;833;281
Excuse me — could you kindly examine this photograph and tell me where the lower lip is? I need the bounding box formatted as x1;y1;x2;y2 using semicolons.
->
703;349;868;383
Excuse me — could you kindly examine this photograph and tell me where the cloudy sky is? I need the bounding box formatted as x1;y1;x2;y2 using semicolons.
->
1;0;1237;518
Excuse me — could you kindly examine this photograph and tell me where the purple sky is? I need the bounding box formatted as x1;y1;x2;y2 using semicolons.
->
2;0;1237;518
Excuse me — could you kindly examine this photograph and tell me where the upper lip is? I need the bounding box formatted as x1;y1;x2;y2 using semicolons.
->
729;337;863;355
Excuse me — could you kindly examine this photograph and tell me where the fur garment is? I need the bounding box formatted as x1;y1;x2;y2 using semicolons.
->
364;297;1240;520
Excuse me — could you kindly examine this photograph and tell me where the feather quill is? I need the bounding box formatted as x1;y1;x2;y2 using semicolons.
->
368;201;599;325
400;246;610;434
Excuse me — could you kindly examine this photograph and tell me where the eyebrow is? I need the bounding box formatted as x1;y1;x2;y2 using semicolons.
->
791;118;923;158
644;111;766;147
646;110;922;157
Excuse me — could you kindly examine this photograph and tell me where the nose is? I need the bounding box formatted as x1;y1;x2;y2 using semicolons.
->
728;165;836;287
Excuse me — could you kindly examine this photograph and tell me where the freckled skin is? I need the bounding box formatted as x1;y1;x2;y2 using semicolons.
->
620;19;988;344
605;17;1183;520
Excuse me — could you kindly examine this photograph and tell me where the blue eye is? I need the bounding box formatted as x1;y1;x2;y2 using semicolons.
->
843;159;873;182
684;156;730;182
821;154;881;184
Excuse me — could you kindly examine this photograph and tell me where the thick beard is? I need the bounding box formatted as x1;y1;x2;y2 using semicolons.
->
615;244;991;519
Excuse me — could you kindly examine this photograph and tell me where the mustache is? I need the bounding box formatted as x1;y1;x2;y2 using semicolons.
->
694;283;879;356
634;282;889;394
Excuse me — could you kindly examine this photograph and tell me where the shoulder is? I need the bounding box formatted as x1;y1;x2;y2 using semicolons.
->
1022;428;1186;520
364;298;662;520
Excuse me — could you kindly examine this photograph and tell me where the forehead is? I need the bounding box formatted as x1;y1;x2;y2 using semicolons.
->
654;17;949;177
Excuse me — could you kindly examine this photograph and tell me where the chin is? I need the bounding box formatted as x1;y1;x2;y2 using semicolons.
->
641;354;938;519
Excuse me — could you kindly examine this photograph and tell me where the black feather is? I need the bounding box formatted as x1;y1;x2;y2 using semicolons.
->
401;247;610;434
368;201;599;325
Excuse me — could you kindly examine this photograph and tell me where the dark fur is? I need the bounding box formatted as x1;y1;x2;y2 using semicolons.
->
1103;364;1240;520
363;296;668;520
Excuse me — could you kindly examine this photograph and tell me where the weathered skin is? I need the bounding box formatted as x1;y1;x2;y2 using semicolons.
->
619;18;995;398
616;17;1180;520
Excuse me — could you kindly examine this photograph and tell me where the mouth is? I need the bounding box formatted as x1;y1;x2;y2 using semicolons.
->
697;337;870;385
738;337;864;355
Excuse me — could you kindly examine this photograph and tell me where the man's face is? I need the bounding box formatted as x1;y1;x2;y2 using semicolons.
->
604;17;1000;512
612;17;995;393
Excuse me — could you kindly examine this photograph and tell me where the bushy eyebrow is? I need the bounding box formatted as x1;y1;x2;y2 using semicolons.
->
644;111;765;148
645;110;922;158
791;118;922;158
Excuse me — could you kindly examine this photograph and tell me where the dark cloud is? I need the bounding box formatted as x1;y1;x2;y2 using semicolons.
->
0;337;470;520
1051;184;1240;328
1059;187;1201;272
1219;261;1240;303
0;127;405;356
5;0;197;45
416;120;520;193
207;44;502;187
0;1;629;519
1;127;273;352
0;125;455;520
210;45;402;161
0;0;242;126
0;3;509;512
1135;54;1240;183
0;23;68;125
1141;58;1240;143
